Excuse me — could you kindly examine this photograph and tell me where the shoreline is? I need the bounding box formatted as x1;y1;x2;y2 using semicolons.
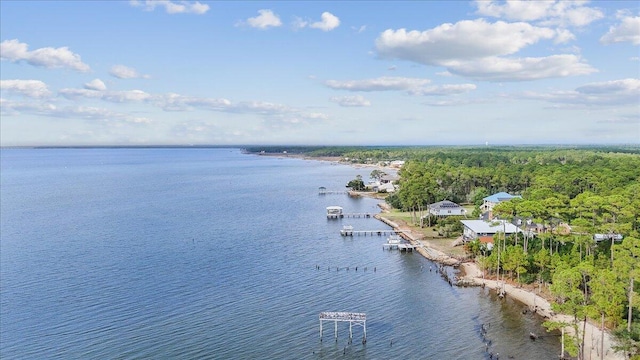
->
254;151;625;359
375;207;625;360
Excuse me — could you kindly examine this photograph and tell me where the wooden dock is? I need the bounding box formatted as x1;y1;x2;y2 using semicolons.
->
319;312;366;342
319;187;348;195
328;213;373;219
382;243;416;251
340;226;410;236
382;234;415;251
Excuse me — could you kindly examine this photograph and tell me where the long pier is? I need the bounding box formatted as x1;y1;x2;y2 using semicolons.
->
328;213;373;219
340;227;410;237
319;187;348;195
319;312;366;342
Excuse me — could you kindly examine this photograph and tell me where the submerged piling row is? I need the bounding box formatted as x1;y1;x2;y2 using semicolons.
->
315;265;376;272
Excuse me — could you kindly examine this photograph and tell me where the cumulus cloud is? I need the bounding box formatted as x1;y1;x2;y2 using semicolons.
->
129;0;209;15
0;79;51;98
474;0;604;27
0;39;90;72
310;12;340;31
375;19;597;81
324;76;431;91
329;95;371;107
600;15;640;45
376;20;557;64
84;79;106;91
293;12;340;31
242;9;282;29
109;65;150;79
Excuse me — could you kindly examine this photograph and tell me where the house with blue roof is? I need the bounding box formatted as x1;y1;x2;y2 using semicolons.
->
480;192;522;215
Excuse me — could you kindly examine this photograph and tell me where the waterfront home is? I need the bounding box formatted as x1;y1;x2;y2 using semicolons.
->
460;219;522;244
427;200;466;217
367;174;399;193
480;192;522;217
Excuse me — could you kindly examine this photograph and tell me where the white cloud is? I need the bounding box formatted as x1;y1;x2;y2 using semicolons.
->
109;65;150;79
600;15;640;45
554;28;576;44
130;0;209;15
59;88;152;103
474;0;604;27
55;85;323;123
0;39;90;72
376;20;557;64
310;12;340;31
0;79;51;98
329;95;371;107
153;93;232;111
520;78;640;106
0;98;151;124
409;84;477;96
324;76;477;96
448;55;596;81
375;19;597;81
575;78;640;95
244;9;282;29
84;79;106;91
324;76;431;91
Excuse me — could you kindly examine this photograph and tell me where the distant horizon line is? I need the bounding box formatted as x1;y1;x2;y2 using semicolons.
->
2;144;639;150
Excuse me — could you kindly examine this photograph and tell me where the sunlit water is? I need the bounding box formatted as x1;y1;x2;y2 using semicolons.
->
0;148;560;359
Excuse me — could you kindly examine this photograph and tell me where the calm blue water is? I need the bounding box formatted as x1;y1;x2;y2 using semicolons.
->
1;148;559;359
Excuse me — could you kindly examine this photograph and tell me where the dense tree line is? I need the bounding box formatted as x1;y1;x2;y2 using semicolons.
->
376;147;640;359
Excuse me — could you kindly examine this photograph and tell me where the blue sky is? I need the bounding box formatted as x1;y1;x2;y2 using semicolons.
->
1;1;638;146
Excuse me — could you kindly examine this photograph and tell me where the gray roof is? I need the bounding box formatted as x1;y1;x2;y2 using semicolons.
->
428;200;462;210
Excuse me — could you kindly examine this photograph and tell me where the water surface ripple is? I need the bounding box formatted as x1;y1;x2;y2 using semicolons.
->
0;148;559;359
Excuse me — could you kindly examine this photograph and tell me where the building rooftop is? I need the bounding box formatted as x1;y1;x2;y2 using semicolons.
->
483;192;522;203
429;200;462;210
461;219;521;234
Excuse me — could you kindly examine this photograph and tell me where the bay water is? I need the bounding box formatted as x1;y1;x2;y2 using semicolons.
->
0;148;559;359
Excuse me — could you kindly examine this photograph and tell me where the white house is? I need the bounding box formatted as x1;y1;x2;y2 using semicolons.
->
460;219;522;244
427;200;466;217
